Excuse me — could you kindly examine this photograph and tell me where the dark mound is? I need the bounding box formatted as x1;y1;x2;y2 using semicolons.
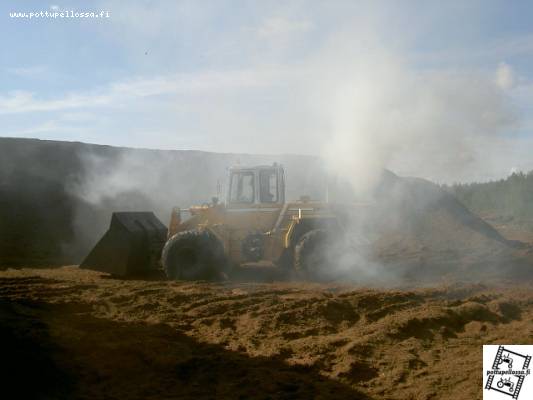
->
0;138;325;267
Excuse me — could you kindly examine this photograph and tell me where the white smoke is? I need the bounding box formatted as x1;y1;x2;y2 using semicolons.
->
305;33;518;194
290;25;520;283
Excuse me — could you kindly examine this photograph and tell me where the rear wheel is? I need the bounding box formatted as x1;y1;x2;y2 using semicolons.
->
294;229;332;281
161;230;227;281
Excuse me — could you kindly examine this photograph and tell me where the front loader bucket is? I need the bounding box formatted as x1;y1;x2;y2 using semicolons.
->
80;212;168;277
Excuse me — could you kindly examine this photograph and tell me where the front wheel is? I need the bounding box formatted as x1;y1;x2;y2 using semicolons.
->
294;229;333;281
161;230;228;281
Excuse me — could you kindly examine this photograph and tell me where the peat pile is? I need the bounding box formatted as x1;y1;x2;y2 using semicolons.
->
369;171;532;283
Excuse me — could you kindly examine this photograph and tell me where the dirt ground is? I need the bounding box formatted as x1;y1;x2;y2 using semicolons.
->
1;266;532;400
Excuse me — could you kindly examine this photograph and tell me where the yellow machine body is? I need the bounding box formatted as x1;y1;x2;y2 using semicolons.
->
167;164;343;267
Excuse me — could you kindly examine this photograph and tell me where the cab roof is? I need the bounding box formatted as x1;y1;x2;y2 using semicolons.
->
229;163;283;172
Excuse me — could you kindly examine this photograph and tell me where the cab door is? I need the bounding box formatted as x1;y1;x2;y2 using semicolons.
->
225;170;260;263
256;168;283;231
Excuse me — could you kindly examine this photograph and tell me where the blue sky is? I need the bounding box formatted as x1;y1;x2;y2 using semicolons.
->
1;1;533;183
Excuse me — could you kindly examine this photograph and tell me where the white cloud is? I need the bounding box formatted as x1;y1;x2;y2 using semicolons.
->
419;34;533;68
0;90;111;114
257;17;312;38
490;34;533;58
495;62;515;90
6;65;49;79
16;120;60;135
0;69;281;115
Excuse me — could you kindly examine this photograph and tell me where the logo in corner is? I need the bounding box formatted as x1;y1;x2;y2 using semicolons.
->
484;345;532;399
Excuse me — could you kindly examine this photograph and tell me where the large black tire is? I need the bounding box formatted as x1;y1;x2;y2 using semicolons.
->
294;229;332;281
161;230;227;281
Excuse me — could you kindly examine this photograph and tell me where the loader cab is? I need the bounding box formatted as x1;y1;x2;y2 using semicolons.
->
225;164;285;263
227;164;285;206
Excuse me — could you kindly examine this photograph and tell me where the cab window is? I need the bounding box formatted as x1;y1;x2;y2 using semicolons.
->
259;170;278;203
230;172;254;203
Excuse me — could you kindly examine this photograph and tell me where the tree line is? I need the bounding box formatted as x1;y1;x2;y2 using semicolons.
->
444;171;533;222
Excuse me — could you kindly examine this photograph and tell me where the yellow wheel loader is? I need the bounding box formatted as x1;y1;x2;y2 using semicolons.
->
81;164;366;280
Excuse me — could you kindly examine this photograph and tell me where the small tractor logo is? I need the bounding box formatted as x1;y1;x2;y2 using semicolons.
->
496;377;515;393
497;353;514;370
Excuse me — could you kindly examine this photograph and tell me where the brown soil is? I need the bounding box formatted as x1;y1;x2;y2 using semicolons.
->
1;267;532;399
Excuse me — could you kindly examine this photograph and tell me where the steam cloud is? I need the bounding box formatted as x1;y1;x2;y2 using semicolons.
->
309;36;516;194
